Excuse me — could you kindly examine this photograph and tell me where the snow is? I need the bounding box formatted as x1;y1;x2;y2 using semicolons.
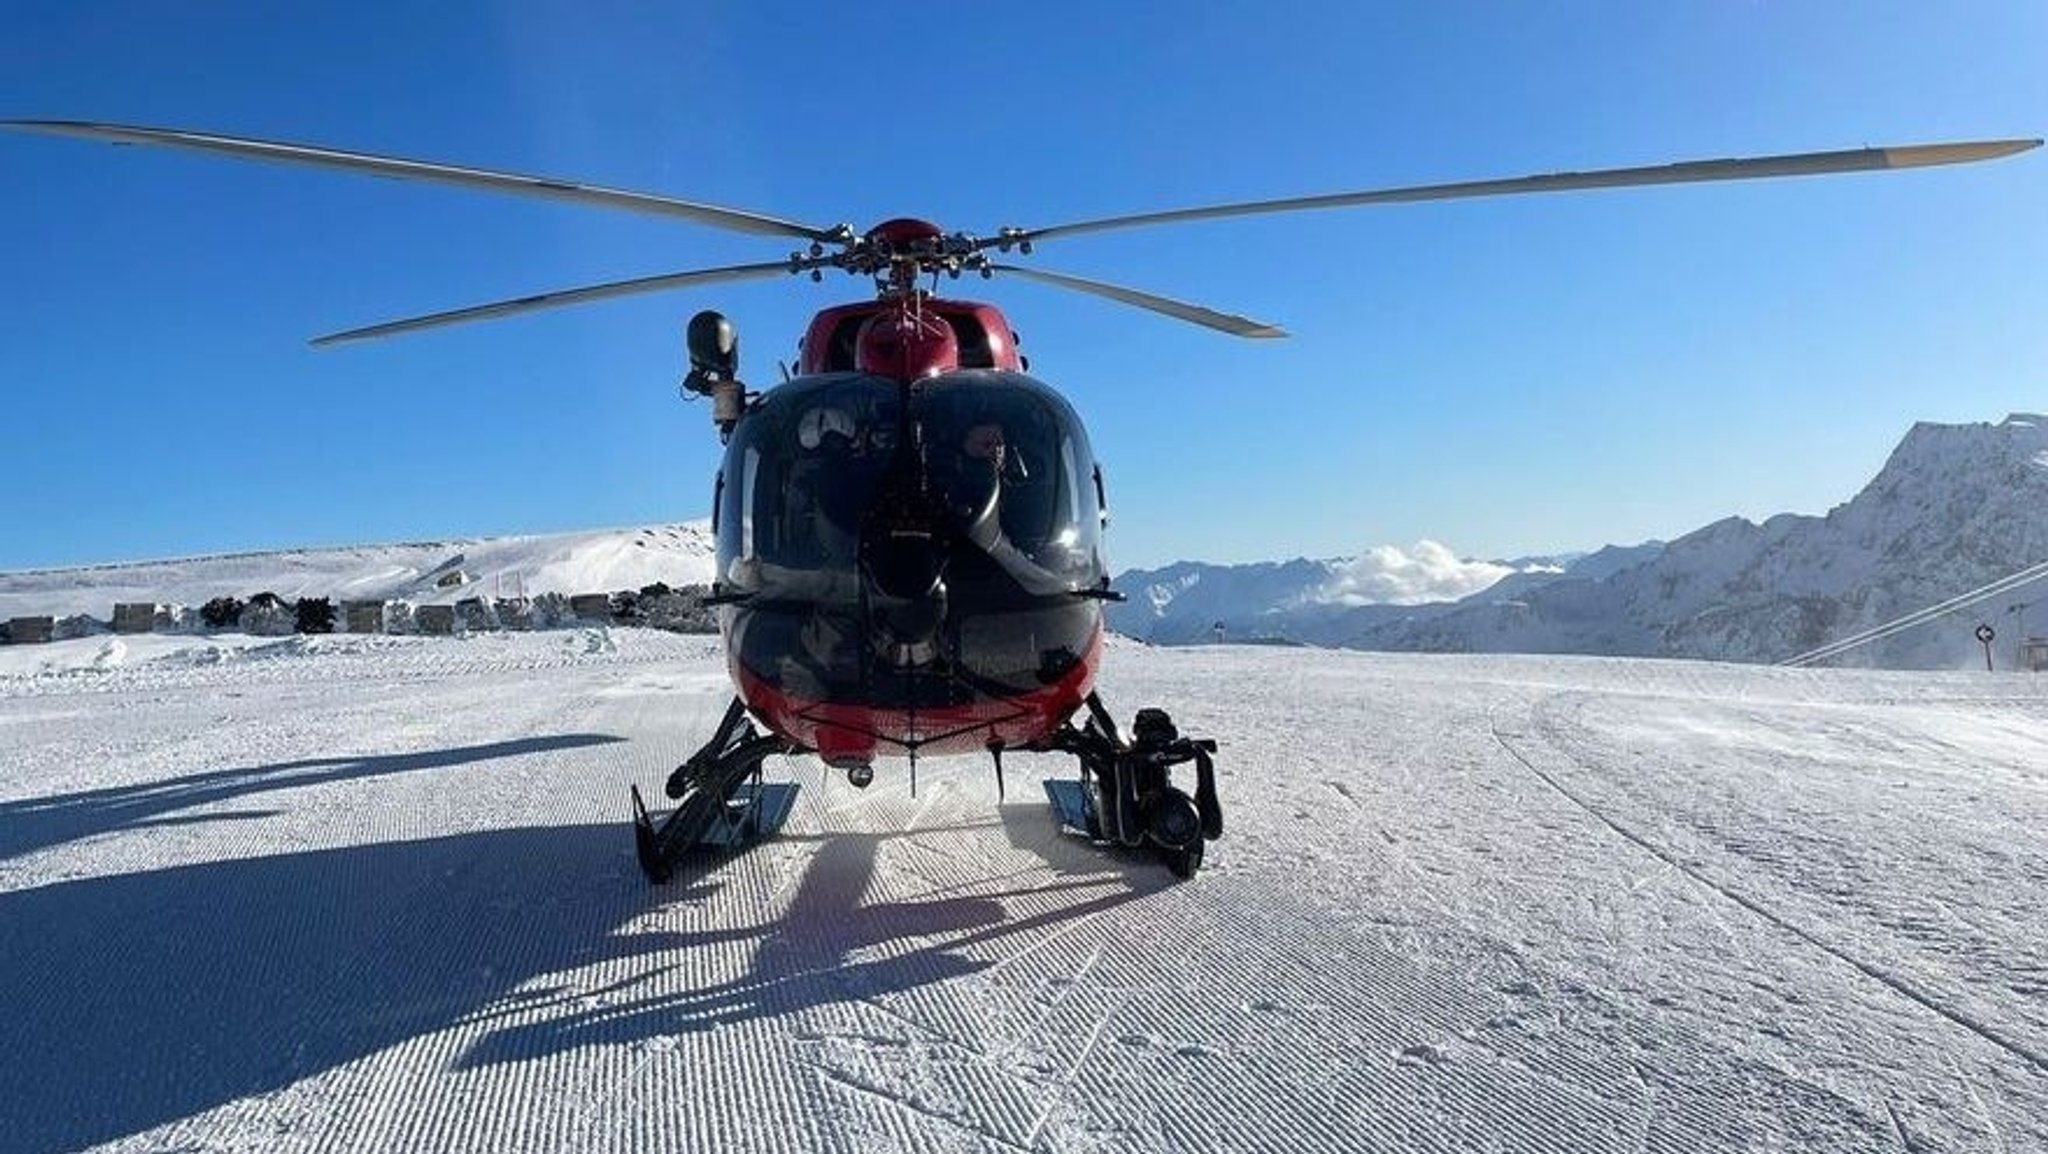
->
0;522;718;622
4;629;2045;1152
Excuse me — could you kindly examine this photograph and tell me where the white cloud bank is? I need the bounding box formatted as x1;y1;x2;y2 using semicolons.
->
1317;541;1522;607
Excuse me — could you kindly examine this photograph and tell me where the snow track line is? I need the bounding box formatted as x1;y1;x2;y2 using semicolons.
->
989;947;1102;1072
1947;1051;2012;1154
800;1056;1038;1153
1022;989;1129;1151
1489;696;2048;1078
979;904;1111;984
1884;1100;1917;1153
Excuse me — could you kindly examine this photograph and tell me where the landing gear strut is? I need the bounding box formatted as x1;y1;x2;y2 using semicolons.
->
631;697;799;883
1033;694;1221;878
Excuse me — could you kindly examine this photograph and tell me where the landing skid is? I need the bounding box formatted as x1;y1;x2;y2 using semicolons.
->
632;693;1219;884
1031;694;1221;879
631;697;801;883
1043;778;1205;875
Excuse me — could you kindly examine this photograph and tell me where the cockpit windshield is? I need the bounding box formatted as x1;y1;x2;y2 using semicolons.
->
916;372;1105;591
716;370;1106;599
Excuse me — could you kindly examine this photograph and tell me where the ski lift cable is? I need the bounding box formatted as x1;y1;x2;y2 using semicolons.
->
1790;558;2048;662
1783;567;2043;665
1781;562;2048;667
1779;558;2048;667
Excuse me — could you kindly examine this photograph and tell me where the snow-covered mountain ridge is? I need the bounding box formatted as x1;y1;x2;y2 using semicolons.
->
1108;545;1665;648
0;523;718;620
1112;414;2048;669
9;415;2045;669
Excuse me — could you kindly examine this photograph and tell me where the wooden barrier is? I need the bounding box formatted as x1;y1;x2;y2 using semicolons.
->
569;593;614;621
6;616;55;644
344;601;387;634
2;587;711;643
455;597;495;631
2023;637;2048;673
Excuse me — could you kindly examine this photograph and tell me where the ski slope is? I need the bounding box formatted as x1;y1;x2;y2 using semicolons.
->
3;632;2044;1152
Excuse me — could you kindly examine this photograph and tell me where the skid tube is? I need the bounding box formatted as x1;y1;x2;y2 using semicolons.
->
632;697;801;884
1030;692;1221;878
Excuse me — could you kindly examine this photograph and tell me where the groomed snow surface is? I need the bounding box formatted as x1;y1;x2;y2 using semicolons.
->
3;631;2044;1152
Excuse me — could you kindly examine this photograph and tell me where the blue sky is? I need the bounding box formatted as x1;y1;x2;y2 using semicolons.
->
1;2;2041;572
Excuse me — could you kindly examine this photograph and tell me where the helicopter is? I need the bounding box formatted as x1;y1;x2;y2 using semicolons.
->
3;120;2036;884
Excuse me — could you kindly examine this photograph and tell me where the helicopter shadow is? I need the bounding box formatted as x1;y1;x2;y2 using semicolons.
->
0;733;627;864
451;795;1173;1067
0;816;665;1154
0;760;1167;1153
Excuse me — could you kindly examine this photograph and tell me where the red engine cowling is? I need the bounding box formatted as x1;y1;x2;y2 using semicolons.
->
855;309;959;380
798;299;1022;378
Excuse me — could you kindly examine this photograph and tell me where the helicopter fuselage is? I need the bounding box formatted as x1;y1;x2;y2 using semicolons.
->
709;298;1111;764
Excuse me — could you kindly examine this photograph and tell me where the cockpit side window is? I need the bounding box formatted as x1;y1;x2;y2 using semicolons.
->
742;449;760;559
718;375;898;589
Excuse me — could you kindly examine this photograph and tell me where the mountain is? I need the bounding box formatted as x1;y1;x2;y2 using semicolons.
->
1108;543;1665;647
1114;414;2048;669
11;415;2045;670
0;523;718;621
1108;558;1337;645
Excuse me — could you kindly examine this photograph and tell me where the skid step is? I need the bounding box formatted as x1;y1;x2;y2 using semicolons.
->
1044;778;1098;837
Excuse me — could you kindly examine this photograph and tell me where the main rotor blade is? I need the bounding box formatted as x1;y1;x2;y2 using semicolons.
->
990;264;1286;339
1;119;843;243
1009;138;2043;244
312;259;821;346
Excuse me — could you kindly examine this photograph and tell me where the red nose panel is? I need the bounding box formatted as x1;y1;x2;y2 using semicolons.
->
734;626;1102;761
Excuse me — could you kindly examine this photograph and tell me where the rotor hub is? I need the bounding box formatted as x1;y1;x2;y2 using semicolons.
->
864;217;943;249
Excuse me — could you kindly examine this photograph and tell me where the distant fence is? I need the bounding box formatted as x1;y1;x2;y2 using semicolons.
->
5;617;54;645
1;585;718;646
2025;638;2048;673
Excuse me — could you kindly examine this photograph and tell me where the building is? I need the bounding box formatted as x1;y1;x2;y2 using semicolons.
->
6;616;55;644
2023;637;2048;673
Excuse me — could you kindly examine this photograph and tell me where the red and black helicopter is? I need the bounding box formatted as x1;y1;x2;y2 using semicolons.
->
3;121;2036;882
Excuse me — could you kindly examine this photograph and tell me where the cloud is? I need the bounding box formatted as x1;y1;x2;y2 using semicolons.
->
1317;541;1516;607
